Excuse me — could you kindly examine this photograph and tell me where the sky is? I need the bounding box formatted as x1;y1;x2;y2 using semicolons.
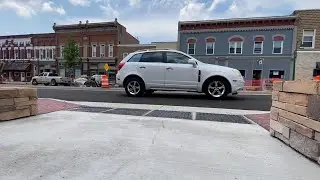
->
0;0;320;43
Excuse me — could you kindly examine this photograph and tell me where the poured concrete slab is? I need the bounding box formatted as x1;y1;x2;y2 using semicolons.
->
0;111;318;180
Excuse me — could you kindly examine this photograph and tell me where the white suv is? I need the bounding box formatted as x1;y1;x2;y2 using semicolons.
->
116;49;244;99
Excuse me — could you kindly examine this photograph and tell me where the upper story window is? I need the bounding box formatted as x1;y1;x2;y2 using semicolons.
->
206;37;215;55
273;35;284;54
229;36;243;54
187;38;196;55
27;49;31;59
108;44;114;57
253;36;264;54
92;44;97;57
100;44;105;57
14;50;19;59
302;30;315;48
60;46;64;57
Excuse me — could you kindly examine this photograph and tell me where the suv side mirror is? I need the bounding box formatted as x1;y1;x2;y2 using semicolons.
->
188;59;197;68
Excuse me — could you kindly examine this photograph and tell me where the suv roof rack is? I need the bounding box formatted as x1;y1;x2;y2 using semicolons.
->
134;48;176;52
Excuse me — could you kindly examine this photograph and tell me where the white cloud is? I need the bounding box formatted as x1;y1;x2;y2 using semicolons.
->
100;4;119;18
0;0;65;18
128;0;140;7
42;1;66;15
68;0;90;6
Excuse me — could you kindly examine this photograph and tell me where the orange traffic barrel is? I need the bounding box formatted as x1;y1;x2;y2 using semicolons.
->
315;75;320;81
101;75;109;88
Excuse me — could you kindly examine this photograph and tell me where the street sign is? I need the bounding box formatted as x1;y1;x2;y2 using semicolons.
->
104;64;109;71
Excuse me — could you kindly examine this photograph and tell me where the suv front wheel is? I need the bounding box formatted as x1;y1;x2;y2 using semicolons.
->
124;77;145;97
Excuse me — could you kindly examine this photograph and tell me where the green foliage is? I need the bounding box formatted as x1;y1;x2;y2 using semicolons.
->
63;38;80;69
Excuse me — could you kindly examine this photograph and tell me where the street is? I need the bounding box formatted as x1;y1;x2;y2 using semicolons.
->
36;87;272;111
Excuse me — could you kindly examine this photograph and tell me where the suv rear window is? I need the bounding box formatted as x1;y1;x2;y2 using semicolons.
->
128;53;142;62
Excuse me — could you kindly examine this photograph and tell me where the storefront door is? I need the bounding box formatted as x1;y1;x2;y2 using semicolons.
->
21;72;25;82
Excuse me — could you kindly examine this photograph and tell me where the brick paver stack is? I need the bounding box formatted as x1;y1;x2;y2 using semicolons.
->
0;87;37;121
271;80;320;164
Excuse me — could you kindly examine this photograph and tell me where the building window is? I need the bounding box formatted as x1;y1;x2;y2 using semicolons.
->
40;49;44;59
229;42;243;54
100;44;105;57
26;72;31;77
253;36;264;54
187;38;196;55
205;37;215;55
3;50;6;59
46;49;50;59
229;36;243;54
60;46;64;57
239;70;246;78
273;35;284;54
27;49;31;59
14;72;19;77
269;70;285;79
14;50;18;59
92;44;97;57
108;44;113;57
302;30;315;48
123;53;128;59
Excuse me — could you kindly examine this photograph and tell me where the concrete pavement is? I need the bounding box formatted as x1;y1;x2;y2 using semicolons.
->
0;109;319;180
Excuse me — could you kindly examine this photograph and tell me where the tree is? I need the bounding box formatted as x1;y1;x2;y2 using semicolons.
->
63;38;80;78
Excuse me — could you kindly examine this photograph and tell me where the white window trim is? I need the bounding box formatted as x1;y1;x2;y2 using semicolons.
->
187;43;196;55
229;41;243;54
272;41;284;54
100;44;105;57
206;42;215;55
253;41;264;54
27;49;31;59
302;29;316;49
92;44;97;57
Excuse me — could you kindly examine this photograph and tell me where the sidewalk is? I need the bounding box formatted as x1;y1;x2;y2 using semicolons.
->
0;99;318;179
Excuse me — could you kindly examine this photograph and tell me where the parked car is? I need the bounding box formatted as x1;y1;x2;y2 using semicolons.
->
116;49;245;99
92;75;103;87
74;75;98;87
31;72;72;86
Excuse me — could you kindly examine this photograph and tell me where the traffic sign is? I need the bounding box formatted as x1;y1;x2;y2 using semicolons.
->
104;64;109;71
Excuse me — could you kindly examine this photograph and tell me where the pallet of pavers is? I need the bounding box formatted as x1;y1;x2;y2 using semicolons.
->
271;80;320;165
0;87;38;121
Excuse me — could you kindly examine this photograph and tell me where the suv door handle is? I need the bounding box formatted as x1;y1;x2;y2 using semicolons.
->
139;66;146;69
166;67;173;70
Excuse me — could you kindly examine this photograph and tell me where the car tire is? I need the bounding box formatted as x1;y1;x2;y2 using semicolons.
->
204;77;230;99
32;79;38;85
50;79;57;86
44;83;49;86
124;77;145;97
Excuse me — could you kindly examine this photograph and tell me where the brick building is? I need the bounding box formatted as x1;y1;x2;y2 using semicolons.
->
0;33;56;82
53;19;138;78
293;9;320;79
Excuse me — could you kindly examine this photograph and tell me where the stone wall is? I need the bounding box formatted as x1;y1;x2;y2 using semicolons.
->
0;87;38;121
295;51;320;80
271;80;320;164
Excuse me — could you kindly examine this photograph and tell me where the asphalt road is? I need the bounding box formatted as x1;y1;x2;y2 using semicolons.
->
38;88;272;111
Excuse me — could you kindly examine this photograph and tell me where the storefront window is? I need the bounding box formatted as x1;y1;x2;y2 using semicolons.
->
269;70;285;79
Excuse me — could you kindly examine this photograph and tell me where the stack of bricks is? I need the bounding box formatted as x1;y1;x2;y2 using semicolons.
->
0;87;38;121
271;80;320;164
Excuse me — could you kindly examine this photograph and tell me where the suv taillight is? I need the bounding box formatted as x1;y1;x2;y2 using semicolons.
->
117;61;126;71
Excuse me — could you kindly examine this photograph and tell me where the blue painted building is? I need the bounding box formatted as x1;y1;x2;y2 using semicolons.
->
178;16;297;82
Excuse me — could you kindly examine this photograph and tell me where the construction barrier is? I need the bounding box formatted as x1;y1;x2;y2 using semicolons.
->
315;75;320;81
101;75;109;88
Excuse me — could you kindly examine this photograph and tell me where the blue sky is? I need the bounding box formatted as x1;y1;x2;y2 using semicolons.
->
0;0;319;43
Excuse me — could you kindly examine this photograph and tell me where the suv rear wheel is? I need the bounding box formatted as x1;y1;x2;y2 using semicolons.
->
204;77;229;99
124;77;145;97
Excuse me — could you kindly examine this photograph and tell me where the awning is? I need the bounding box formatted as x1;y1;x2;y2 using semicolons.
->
3;62;31;71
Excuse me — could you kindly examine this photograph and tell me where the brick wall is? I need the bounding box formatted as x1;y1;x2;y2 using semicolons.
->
271;80;320;164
